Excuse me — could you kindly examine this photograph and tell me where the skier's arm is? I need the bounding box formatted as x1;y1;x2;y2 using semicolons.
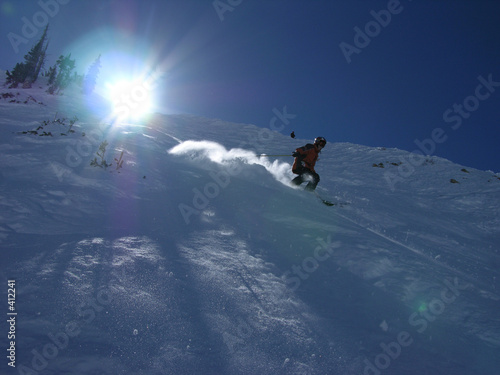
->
293;144;312;157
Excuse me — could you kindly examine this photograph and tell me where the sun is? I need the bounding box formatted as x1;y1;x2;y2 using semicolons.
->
106;77;155;121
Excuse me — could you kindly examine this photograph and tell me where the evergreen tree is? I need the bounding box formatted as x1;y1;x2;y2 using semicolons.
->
83;54;101;95
26;24;49;83
47;64;57;85
47;53;76;94
5;63;28;88
73;71;83;87
5;25;49;88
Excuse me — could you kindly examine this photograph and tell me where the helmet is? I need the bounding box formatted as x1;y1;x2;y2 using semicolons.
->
314;137;327;146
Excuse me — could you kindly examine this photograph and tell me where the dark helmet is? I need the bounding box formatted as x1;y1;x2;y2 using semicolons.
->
314;137;327;146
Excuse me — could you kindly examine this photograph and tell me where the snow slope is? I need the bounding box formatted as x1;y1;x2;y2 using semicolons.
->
1;82;500;375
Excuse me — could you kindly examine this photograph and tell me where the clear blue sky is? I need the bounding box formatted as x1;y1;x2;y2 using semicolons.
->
1;0;499;171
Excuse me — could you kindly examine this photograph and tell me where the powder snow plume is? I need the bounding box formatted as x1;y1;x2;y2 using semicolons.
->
168;140;292;185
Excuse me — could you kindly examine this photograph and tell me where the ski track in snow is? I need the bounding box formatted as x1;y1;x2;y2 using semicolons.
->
1;81;500;374
334;209;499;299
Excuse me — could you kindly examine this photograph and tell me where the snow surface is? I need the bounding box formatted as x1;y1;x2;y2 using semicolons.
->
1;80;500;375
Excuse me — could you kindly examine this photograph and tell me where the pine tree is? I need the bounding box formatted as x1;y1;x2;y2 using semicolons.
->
47;53;76;94
47;64;57;85
5;25;49;88
82;54;101;95
5;63;28;87
27;24;49;83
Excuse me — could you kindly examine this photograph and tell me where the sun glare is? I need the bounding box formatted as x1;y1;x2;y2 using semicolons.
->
106;77;155;121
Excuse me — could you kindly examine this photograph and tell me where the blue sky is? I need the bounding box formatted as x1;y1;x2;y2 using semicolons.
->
1;0;499;171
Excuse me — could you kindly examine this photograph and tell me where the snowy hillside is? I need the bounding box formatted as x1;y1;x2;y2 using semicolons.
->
1;82;500;375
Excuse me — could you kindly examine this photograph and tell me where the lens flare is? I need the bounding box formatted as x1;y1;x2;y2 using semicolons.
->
417;303;427;312
106;77;155;121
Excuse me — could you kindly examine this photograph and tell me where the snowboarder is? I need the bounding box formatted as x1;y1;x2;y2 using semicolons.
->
291;137;326;191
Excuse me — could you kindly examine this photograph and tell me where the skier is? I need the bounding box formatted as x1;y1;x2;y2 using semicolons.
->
291;137;327;191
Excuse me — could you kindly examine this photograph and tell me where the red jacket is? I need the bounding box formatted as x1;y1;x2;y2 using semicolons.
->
292;143;320;173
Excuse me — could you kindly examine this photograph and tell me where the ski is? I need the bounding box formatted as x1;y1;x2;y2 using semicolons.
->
319;197;335;206
313;191;349;207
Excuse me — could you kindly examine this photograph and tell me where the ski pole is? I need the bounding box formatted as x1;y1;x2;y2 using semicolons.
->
256;154;291;157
